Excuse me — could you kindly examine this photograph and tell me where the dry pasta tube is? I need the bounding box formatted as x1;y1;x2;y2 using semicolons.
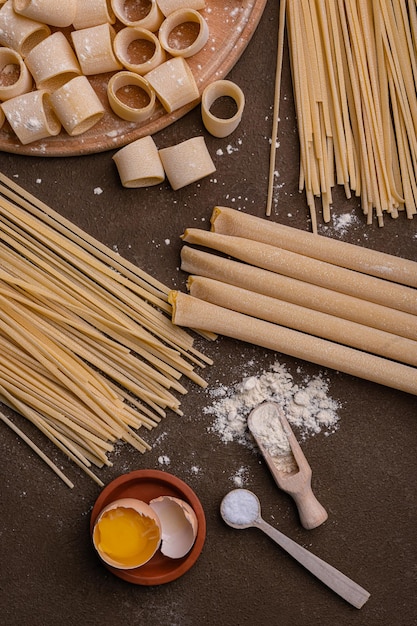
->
49;75;105;136
111;0;163;30
201;80;245;138
145;56;199;113
181;229;417;316
13;0;77;27
169;291;417;397
73;0;115;30
180;246;417;341
158;9;209;58
157;0;205;17
211;206;417;288
25;31;81;91
0;47;32;100
113;27;165;75
1;89;61;144
0;1;50;57
113;135;165;188
187;275;417;367
107;71;156;123
71;23;122;75
159;136;215;190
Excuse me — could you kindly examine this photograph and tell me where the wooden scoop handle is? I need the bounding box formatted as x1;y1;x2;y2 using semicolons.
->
292;484;329;530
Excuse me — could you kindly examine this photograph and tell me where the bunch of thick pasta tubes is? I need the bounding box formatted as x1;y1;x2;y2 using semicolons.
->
0;174;211;487
276;0;417;229
170;206;417;397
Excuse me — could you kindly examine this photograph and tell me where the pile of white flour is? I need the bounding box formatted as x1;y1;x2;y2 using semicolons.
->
204;361;340;448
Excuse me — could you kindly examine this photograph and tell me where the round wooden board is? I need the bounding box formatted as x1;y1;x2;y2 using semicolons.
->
0;0;267;157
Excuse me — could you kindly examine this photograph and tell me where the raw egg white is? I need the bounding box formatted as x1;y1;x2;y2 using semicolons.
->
92;498;161;570
149;496;198;559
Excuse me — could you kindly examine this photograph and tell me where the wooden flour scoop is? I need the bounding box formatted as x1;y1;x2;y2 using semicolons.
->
248;402;328;530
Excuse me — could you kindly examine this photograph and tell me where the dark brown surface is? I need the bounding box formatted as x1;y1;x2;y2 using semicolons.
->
1;2;417;625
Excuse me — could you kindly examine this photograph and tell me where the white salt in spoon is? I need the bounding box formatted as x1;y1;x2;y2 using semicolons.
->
220;489;370;609
248;402;328;529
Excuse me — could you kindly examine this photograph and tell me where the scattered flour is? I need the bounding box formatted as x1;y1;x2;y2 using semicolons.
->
158;455;171;466
230;466;249;487
205;362;339;449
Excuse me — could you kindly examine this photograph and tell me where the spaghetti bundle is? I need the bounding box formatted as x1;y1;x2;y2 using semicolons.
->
0;174;211;487
280;0;417;229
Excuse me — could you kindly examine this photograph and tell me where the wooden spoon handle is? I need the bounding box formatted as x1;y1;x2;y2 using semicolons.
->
255;518;370;609
292;488;328;530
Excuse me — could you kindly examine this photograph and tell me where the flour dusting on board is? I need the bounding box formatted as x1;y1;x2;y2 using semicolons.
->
205;362;339;448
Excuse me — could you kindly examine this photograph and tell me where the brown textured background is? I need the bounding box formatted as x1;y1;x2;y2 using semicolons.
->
1;2;416;625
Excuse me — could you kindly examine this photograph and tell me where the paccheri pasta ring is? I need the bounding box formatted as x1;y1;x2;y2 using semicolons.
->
158;8;209;58
0;1;51;57
159;136;216;190
13;0;77;28
0;47;32;100
201;79;245;138
25;31;81;91
49;75;105;136
156;0;206;18
107;71;156;123
111;0;163;31
73;0;116;30
1;89;61;144
113;135;165;188
113;27;165;75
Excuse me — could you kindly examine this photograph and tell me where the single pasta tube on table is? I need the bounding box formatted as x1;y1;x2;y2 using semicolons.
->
187;275;417;367
144;56;199;113
0;47;32;100
111;0;163;30
0;1;50;57
72;0;116;30
50;75;105;136
13;0;77;27
169;291;417;397
159;136;215;190
158;8;209;58
25;31;81;91
211;206;417;288
107;71;156;123
201;80;245;138
180;246;417;341
113;136;165;187
1;89;61;144
113;27;165;75
71;23;122;75
181;229;417;316
156;0;206;17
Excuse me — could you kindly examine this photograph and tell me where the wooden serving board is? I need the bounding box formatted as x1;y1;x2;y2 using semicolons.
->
0;0;267;157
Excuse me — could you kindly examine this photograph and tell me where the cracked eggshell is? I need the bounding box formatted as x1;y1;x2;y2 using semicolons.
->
149;496;198;559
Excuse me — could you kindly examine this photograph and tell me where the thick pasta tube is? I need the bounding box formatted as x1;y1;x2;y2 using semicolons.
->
181;229;417;316
145;56;199;113
1;89;61;144
13;0;77;27
0;1;50;56
158;9;209;58
201;80;245;138
211;206;417;288
107;71;156;122
25;31;81;91
159;136;215;190
113;27;165;75
0;47;32;100
73;0;115;30
180;246;417;341
71;23;122;75
113;136;165;187
169;291;417;397
157;0;206;17
187;275;417;367
49;75;105;136
111;0;163;30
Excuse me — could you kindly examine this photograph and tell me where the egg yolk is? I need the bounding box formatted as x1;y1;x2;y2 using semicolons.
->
94;507;160;568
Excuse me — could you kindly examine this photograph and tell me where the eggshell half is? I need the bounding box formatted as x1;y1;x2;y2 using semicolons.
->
149;496;198;559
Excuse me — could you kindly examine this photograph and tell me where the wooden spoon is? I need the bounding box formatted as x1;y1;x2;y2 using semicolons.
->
248;402;328;529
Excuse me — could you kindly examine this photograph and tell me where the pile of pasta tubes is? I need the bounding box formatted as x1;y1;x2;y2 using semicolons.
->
0;174;211;488
170;206;417;397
